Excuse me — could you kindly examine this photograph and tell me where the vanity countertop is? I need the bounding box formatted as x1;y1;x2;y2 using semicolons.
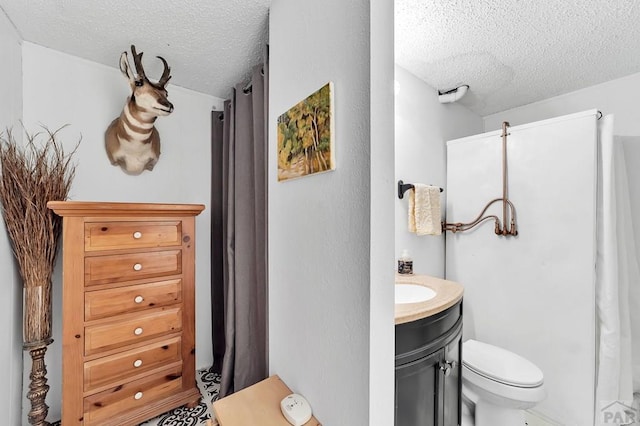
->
395;273;464;325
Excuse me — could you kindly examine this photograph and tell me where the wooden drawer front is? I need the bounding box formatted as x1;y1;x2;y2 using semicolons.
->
83;367;183;426
85;279;182;321
85;307;182;355
84;336;181;392
85;250;182;286
85;221;182;251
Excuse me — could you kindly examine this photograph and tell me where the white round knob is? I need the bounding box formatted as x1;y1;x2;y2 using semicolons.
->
134;392;143;400
133;231;142;239
133;263;142;271
134;327;143;336
134;295;144;304
133;359;143;368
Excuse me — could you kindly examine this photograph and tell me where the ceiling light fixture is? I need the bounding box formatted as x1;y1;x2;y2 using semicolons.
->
438;84;469;104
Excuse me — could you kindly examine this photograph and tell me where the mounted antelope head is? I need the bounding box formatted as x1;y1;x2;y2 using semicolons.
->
105;45;173;175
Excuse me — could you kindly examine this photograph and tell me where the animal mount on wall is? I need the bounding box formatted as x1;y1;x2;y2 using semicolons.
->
105;45;173;175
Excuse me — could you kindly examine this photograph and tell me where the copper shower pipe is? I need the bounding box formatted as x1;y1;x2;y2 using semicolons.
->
442;121;518;236
499;121;517;236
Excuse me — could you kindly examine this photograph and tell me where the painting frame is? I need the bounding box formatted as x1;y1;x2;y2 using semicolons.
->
277;82;335;182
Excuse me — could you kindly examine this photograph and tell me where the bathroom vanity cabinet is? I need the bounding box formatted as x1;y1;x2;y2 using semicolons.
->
395;300;462;426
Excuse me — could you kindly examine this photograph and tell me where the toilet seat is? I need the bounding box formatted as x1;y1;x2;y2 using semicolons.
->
463;340;543;388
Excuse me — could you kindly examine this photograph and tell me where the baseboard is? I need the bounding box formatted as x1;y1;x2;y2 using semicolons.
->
525;409;562;426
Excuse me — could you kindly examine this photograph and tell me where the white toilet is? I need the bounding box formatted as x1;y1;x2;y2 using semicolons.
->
461;339;546;426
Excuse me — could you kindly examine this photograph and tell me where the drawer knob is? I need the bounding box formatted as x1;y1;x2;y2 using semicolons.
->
133;231;143;239
134;295;144;304
134;327;143;336
133;263;143;271
134;392;143;400
133;359;143;368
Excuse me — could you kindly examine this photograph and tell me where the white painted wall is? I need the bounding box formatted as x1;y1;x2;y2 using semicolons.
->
394;65;483;277
446;111;599;425
0;9;24;426
370;1;395;424
0;12;22;129
483;71;640;135
269;0;395;423
484;72;640;312
20;42;222;421
484;76;640;408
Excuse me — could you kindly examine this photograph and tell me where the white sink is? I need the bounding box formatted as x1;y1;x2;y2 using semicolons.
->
395;284;437;304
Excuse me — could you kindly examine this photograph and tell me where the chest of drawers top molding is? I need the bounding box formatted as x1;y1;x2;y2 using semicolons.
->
48;201;204;426
48;201;205;217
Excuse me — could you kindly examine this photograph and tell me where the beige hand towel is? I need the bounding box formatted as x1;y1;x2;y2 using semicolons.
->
408;184;442;236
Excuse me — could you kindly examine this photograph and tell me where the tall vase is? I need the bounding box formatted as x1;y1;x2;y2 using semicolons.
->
23;283;53;426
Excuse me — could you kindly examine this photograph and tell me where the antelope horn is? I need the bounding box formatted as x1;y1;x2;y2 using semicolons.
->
157;56;172;87
130;44;147;80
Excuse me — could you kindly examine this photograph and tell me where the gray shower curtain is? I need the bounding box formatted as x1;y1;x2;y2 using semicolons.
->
211;61;268;398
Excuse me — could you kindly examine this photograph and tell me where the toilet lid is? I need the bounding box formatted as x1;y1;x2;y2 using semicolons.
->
462;340;544;388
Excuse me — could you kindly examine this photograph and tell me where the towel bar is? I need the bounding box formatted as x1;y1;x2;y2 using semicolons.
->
398;180;443;199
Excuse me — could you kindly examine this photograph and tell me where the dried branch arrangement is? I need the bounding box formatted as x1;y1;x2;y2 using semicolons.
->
0;127;77;343
0;126;77;426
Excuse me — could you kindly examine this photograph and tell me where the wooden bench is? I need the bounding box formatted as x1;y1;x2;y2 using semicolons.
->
210;375;321;426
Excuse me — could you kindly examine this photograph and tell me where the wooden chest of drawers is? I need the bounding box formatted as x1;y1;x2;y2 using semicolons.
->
48;201;205;426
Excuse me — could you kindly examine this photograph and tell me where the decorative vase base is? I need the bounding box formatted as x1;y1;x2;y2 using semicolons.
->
24;339;53;426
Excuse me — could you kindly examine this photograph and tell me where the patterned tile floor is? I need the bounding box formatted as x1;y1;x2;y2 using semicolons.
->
51;367;221;426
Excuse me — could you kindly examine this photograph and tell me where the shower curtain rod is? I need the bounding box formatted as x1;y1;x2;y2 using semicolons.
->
242;67;266;94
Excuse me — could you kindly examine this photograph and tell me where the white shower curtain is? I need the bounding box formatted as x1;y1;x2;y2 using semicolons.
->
595;114;640;420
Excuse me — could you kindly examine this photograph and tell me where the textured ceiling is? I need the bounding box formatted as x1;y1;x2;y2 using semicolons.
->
0;0;271;99
4;0;639;113
396;0;640;116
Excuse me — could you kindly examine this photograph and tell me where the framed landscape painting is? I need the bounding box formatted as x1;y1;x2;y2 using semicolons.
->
277;82;335;181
